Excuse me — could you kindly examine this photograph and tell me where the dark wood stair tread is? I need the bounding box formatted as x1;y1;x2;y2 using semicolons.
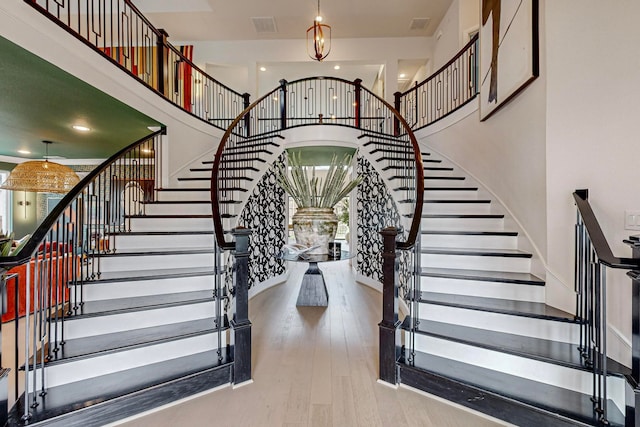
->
9;351;232;426
420;267;544;286
124;214;212;219
424;187;478;191
401;351;624;426
404;319;605;371
422;213;504;218
83;266;217;283
420;247;532;258
92;247;214;257
45;318;226;365
108;230;214;236
422;230;517;236
417;291;577;322
66;290;215;318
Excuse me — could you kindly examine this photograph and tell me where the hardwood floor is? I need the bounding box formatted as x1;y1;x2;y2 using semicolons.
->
112;261;511;427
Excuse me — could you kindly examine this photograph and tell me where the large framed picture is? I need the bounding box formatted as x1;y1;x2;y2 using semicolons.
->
480;0;539;120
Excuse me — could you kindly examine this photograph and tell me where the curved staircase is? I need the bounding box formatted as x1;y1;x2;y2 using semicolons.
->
398;150;628;426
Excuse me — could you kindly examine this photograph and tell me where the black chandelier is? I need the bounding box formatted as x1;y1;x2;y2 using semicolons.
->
306;0;331;61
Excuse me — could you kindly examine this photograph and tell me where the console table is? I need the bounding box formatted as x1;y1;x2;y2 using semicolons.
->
281;251;353;307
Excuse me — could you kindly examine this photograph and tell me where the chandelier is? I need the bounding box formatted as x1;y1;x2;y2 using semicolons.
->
0;141;80;194
307;0;331;61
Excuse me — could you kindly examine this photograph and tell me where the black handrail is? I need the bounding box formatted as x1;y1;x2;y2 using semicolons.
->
396;34;479;131
573;189;640;269
24;0;247;129
211;77;423;251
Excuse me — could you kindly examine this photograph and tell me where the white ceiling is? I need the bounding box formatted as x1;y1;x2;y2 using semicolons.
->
132;0;453;95
132;0;453;41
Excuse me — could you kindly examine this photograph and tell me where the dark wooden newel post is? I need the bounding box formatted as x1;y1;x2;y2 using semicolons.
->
279;79;288;131
354;78;362;129
393;91;402;137
379;226;401;385
627;235;640;426
231;227;252;385
242;92;251;136
156;29;170;98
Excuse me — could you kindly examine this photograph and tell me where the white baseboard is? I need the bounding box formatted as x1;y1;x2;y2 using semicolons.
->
355;273;382;292
248;273;289;300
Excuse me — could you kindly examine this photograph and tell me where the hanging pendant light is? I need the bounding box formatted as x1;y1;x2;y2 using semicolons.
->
0;141;80;194
307;0;331;61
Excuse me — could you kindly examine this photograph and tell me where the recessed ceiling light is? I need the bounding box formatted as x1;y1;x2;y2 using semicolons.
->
18;150;30;155
399;73;407;79
260;66;267;72
334;65;340;70
73;125;91;132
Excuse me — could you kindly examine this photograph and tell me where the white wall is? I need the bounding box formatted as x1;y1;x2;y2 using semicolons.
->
0;0;223;183
432;0;462;70
545;0;640;365
188;37;434;104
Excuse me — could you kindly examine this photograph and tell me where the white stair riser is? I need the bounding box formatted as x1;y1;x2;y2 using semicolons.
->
418;303;579;343
187;169;213;179
421;253;531;273
423;202;491;214
129;217;213;232
113;233;214;250
30;332;226;389
406;334;626;410
422;233;517;249
177;179;212;188
61;301;217;339
97;252;214;272
421;276;545;302
423;190;478;200
144;203;212;216
421;217;504;231
422;179;469;188
81;275;216;301
156;190;210;202
424;168;455;176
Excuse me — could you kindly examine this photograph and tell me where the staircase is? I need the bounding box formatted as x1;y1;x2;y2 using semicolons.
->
398;151;628;426
7;178;232;426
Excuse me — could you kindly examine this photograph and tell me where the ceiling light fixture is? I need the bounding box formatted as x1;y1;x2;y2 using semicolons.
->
72;125;91;132
399;73;407;79
307;0;331;61
260;66;267;72
0;141;80;194
334;65;340;70
18;150;31;155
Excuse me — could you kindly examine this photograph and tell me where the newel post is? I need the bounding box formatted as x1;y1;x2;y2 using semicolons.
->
231;227;252;385
279;79;288;131
379;226;401;385
156;28;170;97
393;91;402;137
242;92;251;136
354;78;362;128
626;236;640;426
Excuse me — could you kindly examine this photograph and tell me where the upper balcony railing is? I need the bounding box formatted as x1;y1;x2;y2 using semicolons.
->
25;0;248;130
396;34;479;132
211;77;423;251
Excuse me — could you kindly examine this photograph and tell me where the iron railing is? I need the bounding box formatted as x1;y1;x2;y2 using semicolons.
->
573;189;640;424
397;34;479;132
0;130;194;421
211;77;423;251
25;0;247;129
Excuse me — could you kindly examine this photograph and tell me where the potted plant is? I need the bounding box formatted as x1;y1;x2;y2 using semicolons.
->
276;150;361;254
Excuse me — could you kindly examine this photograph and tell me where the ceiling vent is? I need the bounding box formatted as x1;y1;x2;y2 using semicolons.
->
251;17;278;34
409;18;430;31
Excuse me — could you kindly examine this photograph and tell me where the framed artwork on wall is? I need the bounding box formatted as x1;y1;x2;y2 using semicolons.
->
480;0;539;121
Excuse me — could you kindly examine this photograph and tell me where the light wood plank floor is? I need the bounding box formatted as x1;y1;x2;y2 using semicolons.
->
115;262;510;427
